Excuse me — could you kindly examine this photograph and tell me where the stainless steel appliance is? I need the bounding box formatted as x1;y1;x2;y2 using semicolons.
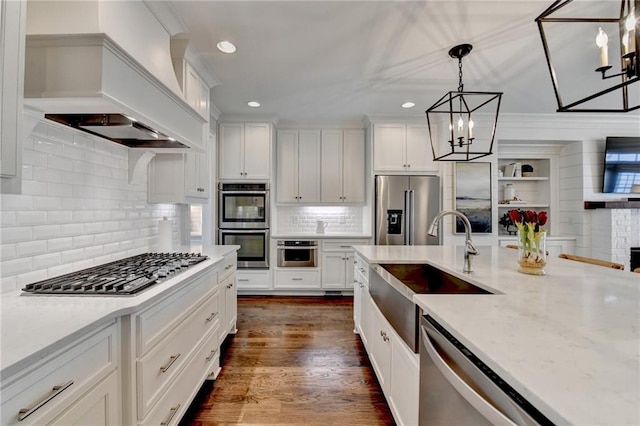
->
21;253;208;295
419;315;552;426
277;240;318;267
370;263;490;353
218;183;269;229
375;175;441;245
218;182;270;269
219;229;270;269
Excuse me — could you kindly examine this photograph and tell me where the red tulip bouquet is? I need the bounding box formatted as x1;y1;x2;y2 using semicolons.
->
508;209;548;274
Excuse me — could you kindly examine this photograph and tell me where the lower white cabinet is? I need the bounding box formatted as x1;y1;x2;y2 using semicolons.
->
219;252;238;338
273;269;321;289
321;239;369;290
236;270;271;291
0;321;120;426
355;255;419;426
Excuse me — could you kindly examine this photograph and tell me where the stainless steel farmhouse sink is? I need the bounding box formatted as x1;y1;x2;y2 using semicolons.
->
369;263;493;353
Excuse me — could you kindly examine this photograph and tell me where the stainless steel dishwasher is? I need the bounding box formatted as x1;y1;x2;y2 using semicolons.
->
419;315;554;426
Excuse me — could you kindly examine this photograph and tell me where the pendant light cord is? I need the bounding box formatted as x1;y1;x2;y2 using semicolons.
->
458;57;464;92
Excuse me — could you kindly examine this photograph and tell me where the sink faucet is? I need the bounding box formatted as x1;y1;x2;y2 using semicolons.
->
428;210;479;273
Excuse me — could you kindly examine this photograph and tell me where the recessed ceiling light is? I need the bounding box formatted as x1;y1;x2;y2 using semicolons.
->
216;41;237;54
402;102;415;109
248;101;260;108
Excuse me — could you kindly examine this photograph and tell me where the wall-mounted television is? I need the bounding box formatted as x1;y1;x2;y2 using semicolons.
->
602;136;640;194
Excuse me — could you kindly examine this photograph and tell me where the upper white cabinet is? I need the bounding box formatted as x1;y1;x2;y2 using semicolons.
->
219;122;272;180
148;133;211;204
0;0;26;193
321;129;365;203
373;123;438;173
182;61;210;120
276;129;321;203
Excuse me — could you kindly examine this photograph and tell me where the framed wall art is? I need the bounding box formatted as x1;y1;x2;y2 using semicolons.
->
454;162;492;234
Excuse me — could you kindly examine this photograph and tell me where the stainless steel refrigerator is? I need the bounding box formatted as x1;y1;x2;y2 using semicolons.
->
375;175;441;245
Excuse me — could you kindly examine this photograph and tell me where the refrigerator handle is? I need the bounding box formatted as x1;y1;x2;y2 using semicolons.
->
409;190;415;245
404;190;410;245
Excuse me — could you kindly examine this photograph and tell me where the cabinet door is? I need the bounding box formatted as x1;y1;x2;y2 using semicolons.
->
389;334;419;426
224;274;237;336
353;273;362;332
373;124;406;172
344;254;354;289
276;130;299;203
219;123;244;179
406;124;438;172
196;74;210;119
184;63;200;113
320;130;344;202
360;287;373;349
370;304;392;393
243;123;271;179
48;372;120;426
148;154;185;203
342;130;365;203
297;130;321;203
184;137;209;200
321;253;346;289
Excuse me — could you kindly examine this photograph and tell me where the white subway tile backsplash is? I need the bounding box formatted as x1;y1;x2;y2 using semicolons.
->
47;264;73;278
23;149;48;167
33;253;61;270
2;227;33;243
47;182;74;198
17;270;48;287
1;276;17;293
33;225;61;240
1;258;33;278
61;223;85;237
48;211;73;224
33;196;62;210
61;248;85;263
16;211;48;226
73;211;94;222
1;194;33;211
47;154;74;171
22;180;49;196
1;244;16;261
84;245;104;259
48;237;73;252
73;235;95;248
1;211;16;227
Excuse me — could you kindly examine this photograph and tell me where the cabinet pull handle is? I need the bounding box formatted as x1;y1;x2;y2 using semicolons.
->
206;312;218;322
359;267;365;273
160;354;181;373
237;279;249;282
17;381;74;421
160;404;181;426
227;283;234;288
206;349;218;362
291;278;303;281
340;245;351;248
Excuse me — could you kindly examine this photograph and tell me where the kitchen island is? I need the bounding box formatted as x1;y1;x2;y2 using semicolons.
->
0;245;238;426
353;245;639;426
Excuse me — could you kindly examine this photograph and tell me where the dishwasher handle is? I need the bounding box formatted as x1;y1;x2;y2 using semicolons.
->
421;322;524;426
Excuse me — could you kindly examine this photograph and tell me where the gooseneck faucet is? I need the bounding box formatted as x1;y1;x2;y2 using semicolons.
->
428;210;479;273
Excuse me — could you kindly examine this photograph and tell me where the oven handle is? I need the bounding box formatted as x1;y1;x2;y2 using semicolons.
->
277;246;318;250
221;229;269;234
220;191;268;195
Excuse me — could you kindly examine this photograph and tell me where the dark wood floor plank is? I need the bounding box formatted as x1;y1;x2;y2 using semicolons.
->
180;296;395;426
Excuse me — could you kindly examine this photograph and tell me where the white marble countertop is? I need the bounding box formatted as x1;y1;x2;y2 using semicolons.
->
271;232;372;239
353;244;640;426
0;245;239;379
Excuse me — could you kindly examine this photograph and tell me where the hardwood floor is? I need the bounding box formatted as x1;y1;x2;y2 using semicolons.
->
181;296;395;426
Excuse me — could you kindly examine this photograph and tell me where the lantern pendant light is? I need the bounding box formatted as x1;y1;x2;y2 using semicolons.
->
426;44;503;162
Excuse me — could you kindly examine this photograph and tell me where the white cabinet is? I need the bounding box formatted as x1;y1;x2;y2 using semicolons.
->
0;321;120;426
147;134;211;204
0;0;26;193
321;239;369;290
273;269;321;289
219;122;272;180
373;123;438;173
276;129;321;203
236;270;271;291
321;129;365;203
182;61;210;120
357;255;420;426
218;253;238;338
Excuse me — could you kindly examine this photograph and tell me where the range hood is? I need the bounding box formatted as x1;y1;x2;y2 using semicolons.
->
24;33;207;153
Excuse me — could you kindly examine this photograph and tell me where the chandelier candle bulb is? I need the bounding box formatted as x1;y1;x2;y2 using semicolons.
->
596;27;609;68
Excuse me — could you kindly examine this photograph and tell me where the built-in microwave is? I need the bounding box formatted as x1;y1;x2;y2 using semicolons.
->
277;240;318;268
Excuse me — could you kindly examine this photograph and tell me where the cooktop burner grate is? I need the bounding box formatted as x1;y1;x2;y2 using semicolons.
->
22;252;208;295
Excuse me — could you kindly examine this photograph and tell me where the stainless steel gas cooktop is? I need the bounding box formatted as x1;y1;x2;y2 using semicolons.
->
21;252;208;296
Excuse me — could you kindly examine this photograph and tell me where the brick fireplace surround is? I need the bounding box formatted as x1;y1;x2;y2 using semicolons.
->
590;208;640;271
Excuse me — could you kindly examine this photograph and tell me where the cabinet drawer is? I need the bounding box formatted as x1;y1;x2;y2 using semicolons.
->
322;239;370;252
1;321;118;426
137;290;220;419
236;270;270;289
274;270;320;289
354;255;369;281
139;327;220;426
219;253;237;281
136;267;216;356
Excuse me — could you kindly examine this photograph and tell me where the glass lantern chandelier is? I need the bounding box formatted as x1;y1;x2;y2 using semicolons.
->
536;0;639;112
426;44;503;162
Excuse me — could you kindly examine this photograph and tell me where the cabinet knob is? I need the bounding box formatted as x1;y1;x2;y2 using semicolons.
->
407;164;411;168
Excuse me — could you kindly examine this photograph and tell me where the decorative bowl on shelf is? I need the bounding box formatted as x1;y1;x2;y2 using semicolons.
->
521;164;534;177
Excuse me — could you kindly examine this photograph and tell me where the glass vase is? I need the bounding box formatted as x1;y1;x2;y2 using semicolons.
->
517;229;546;275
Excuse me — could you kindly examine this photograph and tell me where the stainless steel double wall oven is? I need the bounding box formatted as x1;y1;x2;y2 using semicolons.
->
218;183;270;269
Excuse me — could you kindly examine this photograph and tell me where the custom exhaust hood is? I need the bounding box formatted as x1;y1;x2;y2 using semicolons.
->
24;33;206;152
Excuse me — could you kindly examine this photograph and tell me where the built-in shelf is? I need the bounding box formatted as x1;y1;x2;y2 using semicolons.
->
498;203;550;208
498;177;549;181
584;200;640;209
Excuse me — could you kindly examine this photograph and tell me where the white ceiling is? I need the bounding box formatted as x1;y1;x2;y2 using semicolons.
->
167;0;635;124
